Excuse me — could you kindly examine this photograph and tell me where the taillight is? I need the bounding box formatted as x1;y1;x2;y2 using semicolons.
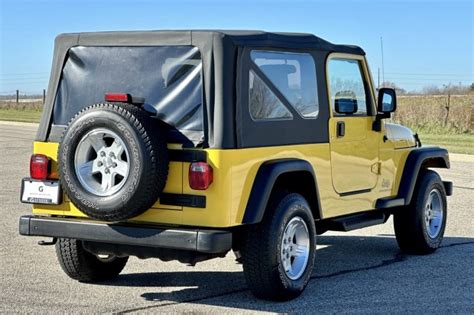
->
189;162;213;190
30;154;50;180
105;93;130;102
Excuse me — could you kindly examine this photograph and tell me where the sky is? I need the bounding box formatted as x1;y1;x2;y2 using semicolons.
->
0;0;473;94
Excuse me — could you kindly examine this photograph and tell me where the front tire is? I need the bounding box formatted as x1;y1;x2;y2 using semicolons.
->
241;193;316;301
393;170;447;254
55;238;128;282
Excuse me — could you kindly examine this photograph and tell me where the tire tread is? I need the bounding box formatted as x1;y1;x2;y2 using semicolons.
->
56;238;128;282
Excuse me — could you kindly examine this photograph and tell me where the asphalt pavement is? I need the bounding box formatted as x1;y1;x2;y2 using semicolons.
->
0;121;473;314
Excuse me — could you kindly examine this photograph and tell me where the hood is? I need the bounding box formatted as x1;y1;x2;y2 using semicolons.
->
385;123;416;149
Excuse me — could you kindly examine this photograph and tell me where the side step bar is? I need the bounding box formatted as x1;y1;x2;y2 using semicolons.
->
323;211;389;232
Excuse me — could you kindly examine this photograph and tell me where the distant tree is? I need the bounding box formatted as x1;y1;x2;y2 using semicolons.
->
381;81;406;94
422;85;441;95
422;83;473;95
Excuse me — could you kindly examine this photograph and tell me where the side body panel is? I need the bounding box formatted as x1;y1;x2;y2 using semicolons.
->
31;139;411;227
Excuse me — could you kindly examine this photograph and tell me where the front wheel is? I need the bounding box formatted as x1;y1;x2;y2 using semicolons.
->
393;170;447;254
241;193;316;301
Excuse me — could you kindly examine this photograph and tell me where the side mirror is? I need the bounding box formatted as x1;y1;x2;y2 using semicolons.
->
373;88;397;132
335;91;358;114
377;88;397;113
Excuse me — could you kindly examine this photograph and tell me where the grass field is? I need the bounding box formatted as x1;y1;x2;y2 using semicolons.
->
417;133;473;155
0;96;472;154
0;108;43;123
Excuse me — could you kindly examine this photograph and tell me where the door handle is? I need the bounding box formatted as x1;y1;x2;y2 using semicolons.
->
337;121;345;137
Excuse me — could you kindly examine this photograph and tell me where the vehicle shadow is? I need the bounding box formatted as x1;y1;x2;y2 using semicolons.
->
103;235;474;313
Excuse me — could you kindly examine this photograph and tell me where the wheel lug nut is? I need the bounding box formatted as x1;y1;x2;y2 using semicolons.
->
100;151;106;157
97;161;103;167
104;168;110;174
112;162;117;168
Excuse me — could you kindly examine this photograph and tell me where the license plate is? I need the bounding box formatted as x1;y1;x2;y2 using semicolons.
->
21;178;62;205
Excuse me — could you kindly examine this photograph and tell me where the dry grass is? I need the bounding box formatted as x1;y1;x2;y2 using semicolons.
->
0;100;43;111
393;94;473;134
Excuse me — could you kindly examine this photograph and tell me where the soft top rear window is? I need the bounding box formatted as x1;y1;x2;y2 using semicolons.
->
53;46;203;145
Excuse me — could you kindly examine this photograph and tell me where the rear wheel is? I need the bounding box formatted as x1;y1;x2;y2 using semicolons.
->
394;170;447;254
241;193;316;301
55;238;128;282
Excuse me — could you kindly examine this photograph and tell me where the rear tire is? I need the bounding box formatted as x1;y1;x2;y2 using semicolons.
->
55;238;128;282
241;193;316;301
393;170;447;254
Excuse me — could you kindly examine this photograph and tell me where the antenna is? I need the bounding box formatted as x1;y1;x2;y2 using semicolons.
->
380;36;385;86
378;68;380;90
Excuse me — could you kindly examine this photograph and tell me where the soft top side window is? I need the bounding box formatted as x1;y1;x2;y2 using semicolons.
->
249;70;293;120
249;50;319;121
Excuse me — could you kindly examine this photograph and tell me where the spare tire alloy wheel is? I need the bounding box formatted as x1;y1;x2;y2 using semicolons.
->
59;103;168;222
74;128;130;197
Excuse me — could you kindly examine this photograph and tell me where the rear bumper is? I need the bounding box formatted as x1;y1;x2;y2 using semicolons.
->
19;215;232;254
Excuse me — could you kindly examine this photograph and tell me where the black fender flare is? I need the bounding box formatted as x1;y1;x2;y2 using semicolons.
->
242;159;321;224
398;147;450;205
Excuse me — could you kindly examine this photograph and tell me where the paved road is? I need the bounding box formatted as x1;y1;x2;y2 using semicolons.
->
0;122;473;314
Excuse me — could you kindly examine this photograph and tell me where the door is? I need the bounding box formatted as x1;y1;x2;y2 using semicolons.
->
327;56;380;195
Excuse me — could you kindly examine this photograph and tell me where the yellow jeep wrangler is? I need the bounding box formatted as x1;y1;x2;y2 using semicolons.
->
20;30;453;301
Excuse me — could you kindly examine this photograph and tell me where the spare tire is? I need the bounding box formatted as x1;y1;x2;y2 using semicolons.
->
58;103;168;222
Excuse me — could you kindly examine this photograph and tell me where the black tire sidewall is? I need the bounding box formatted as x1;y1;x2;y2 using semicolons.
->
59;106;154;219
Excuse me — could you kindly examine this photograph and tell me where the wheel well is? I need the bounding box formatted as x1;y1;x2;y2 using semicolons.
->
271;171;322;220
397;147;449;205
421;157;449;169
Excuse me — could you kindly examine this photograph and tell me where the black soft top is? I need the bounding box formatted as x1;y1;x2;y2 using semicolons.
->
54;30;364;53
38;30;365;148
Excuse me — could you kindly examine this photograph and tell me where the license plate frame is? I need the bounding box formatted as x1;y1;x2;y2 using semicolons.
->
21;178;62;205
